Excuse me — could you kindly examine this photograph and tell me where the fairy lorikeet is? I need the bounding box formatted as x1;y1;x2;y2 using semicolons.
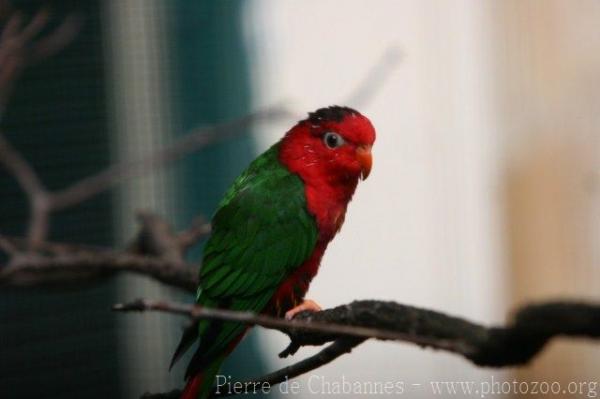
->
173;106;376;399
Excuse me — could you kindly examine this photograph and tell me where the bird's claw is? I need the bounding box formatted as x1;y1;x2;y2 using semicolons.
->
285;299;322;320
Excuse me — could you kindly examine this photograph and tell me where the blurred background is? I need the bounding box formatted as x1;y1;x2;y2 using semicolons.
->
0;0;598;398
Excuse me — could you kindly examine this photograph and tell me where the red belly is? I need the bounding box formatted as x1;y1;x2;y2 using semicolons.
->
265;243;325;317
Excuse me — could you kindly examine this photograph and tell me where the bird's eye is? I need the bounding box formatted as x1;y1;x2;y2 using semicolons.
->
323;132;345;149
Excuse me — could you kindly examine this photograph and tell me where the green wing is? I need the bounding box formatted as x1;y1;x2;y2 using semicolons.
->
178;144;318;377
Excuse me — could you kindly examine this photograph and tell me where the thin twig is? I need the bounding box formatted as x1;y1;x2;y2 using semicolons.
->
0;134;50;245
0;5;81;245
0;7;83;110
47;106;293;211
0;105;291;247
0;233;17;256
143;340;364;398
0;43;399;249
212;338;364;398
128;211;187;262
27;14;84;63
344;45;403;108
177;216;211;251
0;135;45;197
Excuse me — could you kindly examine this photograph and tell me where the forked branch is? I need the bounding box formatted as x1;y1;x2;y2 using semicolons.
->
115;298;600;398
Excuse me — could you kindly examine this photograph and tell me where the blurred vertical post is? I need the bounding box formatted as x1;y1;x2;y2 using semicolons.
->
103;0;180;397
103;0;270;396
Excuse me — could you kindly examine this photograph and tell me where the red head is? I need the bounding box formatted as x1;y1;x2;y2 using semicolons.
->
279;106;376;189
279;106;376;240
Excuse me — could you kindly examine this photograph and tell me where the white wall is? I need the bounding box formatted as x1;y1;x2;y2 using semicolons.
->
243;1;508;396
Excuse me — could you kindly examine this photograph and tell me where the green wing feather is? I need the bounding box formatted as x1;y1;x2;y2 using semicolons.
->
173;143;318;378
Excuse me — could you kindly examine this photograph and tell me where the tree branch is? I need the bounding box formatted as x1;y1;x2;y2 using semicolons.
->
127;212;210;263
0;9;411;396
0;212;201;291
176;216;211;253
0;105;291;248
115;298;600;398
344;46;403;108
0;44;399;278
0;233;17;255
0;4;81;246
0;134;50;245
0;5;296;250
0;251;196;291
0;5;83;113
112;299;438;344
0;108;290;288
212;338;365;398
46;105;293;211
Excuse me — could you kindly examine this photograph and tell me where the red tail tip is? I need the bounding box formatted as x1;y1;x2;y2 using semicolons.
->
181;373;203;399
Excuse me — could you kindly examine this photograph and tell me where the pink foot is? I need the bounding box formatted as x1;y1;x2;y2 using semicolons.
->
285;299;322;320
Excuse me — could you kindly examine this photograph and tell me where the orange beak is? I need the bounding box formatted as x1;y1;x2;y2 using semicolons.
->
356;145;373;180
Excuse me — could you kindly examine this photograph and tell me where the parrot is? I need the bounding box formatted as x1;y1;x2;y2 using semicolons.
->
172;105;376;399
